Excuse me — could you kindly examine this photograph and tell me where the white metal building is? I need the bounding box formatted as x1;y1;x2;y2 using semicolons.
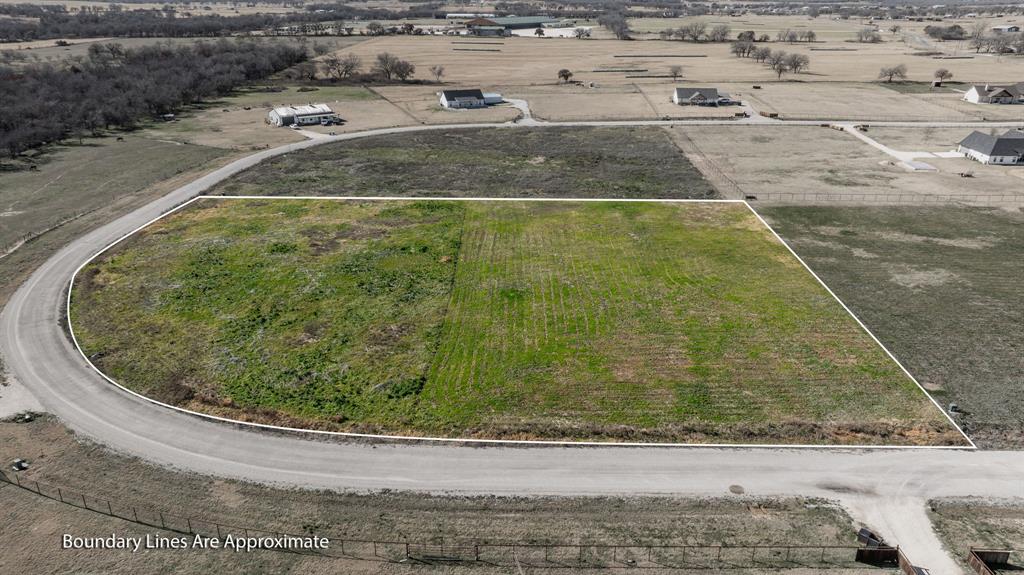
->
267;104;335;126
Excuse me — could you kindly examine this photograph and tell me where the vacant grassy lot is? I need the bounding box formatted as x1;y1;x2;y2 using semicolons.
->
0;417;891;574
759;206;1024;448
0;135;226;255
71;199;959;444
211;127;719;199
930;498;1024;558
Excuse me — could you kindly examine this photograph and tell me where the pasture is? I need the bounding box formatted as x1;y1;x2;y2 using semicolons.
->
70;198;962;445
209;126;718;199
760;206;1024;448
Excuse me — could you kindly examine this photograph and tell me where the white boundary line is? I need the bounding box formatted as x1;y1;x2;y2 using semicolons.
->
65;195;975;450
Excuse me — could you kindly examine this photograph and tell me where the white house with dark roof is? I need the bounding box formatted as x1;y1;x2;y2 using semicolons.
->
672;87;734;106
958;129;1024;164
962;83;1024;104
439;89;502;109
439;89;486;109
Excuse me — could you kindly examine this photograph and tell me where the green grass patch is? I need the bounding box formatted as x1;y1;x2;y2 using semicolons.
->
70;199;961;445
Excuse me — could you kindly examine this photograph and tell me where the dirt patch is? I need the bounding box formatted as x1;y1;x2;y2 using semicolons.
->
886;265;958;289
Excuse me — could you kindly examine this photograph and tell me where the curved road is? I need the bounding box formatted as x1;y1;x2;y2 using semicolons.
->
3;118;1024;574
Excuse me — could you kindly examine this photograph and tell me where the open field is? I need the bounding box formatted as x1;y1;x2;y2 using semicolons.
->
318;31;1024;122
930;499;1024;554
211;127;717;199
737;82;978;121
140;85;417;150
0;416;894;574
0;134;227;255
679;125;1024;206
759;206;1024;448
334;33;1024;88
70;198;960;444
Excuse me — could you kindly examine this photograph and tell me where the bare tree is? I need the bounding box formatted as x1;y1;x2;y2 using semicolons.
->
783;53;810;74
766;49;787;68
598;13;631;40
338;53;361;78
681;21;707;42
292;61;318;81
534;27;545;37
752;46;772;63
731;40;755;57
878;64;908;83
429;64;445;83
856;27;882;43
392;59;415;81
934;68;953;84
770;59;788;79
374;52;413;80
573;27;591;39
888;24;901;36
989;33;1012;56
708;24;731;42
557;68;573;83
322;55;343;79
669;65;683;80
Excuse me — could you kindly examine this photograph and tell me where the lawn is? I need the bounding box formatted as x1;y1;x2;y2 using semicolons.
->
208;127;720;199
70;199;961;445
760;205;1024;448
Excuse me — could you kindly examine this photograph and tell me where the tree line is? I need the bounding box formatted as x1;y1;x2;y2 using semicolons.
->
0;3;433;42
0;39;307;158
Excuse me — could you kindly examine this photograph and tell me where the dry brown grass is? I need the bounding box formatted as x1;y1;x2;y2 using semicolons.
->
680;125;1024;206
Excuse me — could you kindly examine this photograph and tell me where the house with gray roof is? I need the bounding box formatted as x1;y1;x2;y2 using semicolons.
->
464;16;562;36
958;129;1024;165
962;83;1024;104
672;87;734;106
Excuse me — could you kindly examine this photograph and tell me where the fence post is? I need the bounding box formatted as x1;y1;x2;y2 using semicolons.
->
216;523;221;539
34;480;41;494
57;488;63;503
133;507;139;523
187;518;192;534
82;494;88;509
159;512;165;529
107;501;113;516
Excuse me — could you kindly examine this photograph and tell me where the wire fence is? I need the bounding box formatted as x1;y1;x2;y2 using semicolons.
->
0;468;895;569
